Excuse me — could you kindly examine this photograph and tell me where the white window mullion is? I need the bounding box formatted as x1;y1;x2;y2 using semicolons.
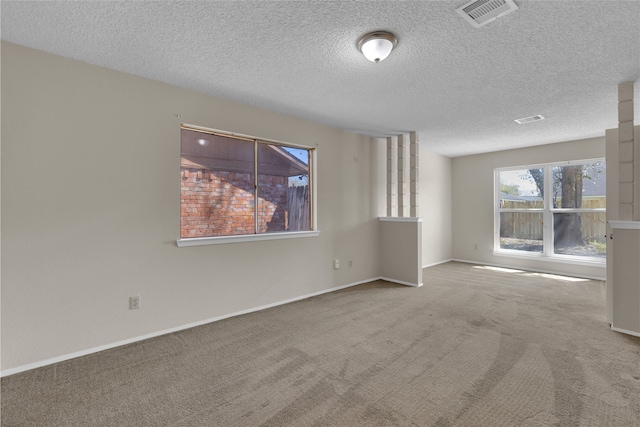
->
254;140;259;234
494;169;501;250
543;165;554;257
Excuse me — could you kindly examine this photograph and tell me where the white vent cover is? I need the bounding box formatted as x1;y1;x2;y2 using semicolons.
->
514;115;545;124
456;0;519;28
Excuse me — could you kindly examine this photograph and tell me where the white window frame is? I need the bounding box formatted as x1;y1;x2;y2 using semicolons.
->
494;158;606;266
177;124;319;247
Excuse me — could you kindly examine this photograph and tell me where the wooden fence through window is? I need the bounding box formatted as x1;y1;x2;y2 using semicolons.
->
287;185;309;231
500;197;606;242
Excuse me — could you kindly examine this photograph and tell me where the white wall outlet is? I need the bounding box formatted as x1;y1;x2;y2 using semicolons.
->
129;296;140;310
334;259;340;269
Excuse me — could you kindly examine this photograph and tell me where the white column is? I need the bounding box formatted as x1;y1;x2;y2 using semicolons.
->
618;82;636;220
609;82;640;337
397;134;406;217
410;131;419;218
387;137;397;217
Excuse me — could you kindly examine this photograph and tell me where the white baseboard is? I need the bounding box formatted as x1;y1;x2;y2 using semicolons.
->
451;258;606;281
380;277;423;287
1;277;380;378
422;259;453;269
611;326;640;338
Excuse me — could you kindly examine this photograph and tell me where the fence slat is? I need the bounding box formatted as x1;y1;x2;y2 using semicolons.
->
287;185;309;231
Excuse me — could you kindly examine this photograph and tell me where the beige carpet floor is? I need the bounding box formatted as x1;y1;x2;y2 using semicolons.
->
2;261;639;426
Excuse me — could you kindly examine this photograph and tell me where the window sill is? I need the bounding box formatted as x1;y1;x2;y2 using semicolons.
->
379;217;423;223
177;230;320;247
492;249;605;267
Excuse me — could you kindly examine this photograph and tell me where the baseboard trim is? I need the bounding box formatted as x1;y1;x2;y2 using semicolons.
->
1;277;380;378
422;259;453;269
451;259;606;281
611;326;640;338
380;277;423;287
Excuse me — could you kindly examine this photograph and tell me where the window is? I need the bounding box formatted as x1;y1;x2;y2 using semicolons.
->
495;159;606;262
179;125;314;244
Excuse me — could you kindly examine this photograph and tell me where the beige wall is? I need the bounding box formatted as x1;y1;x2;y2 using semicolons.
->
420;149;452;266
452;137;606;279
380;219;422;286
0;42;384;372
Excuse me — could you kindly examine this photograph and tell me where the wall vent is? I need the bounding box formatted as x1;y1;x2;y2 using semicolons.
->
514;115;545;124
456;0;518;28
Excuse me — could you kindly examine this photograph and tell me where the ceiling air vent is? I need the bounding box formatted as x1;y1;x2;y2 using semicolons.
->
515;115;545;124
456;0;518;28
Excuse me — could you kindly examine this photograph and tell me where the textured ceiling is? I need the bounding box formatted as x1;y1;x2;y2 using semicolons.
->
2;0;639;157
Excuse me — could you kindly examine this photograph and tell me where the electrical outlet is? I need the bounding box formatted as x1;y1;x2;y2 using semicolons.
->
349;260;353;267
129;296;140;310
334;259;340;269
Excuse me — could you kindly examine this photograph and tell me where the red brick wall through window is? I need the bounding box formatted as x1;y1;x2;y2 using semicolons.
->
180;168;287;237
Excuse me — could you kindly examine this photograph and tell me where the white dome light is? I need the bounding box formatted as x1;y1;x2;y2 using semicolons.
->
357;31;398;63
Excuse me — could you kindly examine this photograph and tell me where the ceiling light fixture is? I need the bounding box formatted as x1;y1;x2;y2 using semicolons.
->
357;31;398;63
